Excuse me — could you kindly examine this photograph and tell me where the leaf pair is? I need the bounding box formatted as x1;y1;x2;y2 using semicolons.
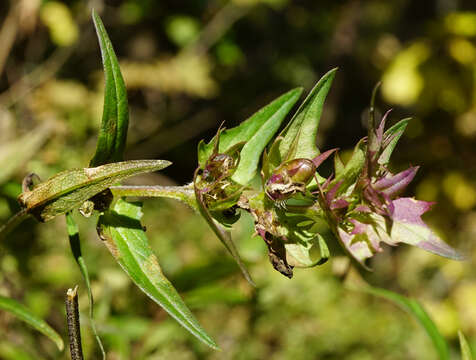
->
197;87;304;186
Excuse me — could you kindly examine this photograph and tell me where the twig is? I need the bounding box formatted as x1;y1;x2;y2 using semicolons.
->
0;46;73;108
0;209;30;242
66;286;84;360
182;2;250;57
0;1;19;77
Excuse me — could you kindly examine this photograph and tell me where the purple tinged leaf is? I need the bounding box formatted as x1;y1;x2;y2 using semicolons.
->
325;180;343;203
376;109;392;146
337;227;373;268
390;198;465;260
374;166;419;197
354;204;371;212
311;148;338;168
330;198;349;210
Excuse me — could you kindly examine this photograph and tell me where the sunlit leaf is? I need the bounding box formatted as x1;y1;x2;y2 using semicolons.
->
331;139;366;194
97;199;218;349
197;88;303;167
359;286;449;360
338;199;463;266
66;213;105;358
90;10;129;167
0;295;64;351
18;160;171;222
231;89;303;185
268;68;336;169
459;330;474;360
285;233;329;267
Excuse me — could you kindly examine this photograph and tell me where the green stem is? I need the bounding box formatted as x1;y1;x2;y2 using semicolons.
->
109;184;198;211
0;209;30;242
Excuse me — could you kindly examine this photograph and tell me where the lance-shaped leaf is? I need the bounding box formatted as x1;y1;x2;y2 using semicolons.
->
90;10;129;167
330;139;366;194
197;88;303;167
66;213;105;358
18;160;171;222
194;170;254;285
358;286;449;360
0;295;64;351
378;117;410;165
459;330;473;360
97;199;218;349
231;89;304;185
268;68;337;170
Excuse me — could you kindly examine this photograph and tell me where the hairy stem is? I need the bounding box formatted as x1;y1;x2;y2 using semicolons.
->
110;184;198;211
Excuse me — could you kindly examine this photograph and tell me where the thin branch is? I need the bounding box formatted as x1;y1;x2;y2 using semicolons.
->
66;285;84;360
0;1;19;76
182;2;250;57
0;209;30;242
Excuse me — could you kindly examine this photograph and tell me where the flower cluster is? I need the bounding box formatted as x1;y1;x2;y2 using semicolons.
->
194;71;462;279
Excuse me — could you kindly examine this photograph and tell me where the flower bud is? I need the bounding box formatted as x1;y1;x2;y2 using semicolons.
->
202;153;236;181
265;158;316;201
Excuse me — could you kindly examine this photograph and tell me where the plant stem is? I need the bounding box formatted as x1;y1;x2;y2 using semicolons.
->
66;286;83;360
0;209;30;242
110;184;198;211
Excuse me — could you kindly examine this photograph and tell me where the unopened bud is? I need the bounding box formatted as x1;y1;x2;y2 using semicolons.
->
265;158;316;201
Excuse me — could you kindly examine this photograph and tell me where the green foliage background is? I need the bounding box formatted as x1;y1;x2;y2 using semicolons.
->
0;0;475;358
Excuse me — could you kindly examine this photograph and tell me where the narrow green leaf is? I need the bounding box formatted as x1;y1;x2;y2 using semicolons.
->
18;159;171;222
231;89;303;185
97;199;218;349
194;170;255;286
273;68;337;165
66;213;105;358
459;330;473;360
198;88;303;167
90;10;129;166
0;124;51;184
359;286;449;360
0;295;64;351
378;117;411;165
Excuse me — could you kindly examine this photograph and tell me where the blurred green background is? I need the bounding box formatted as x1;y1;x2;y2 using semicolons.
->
0;0;476;358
